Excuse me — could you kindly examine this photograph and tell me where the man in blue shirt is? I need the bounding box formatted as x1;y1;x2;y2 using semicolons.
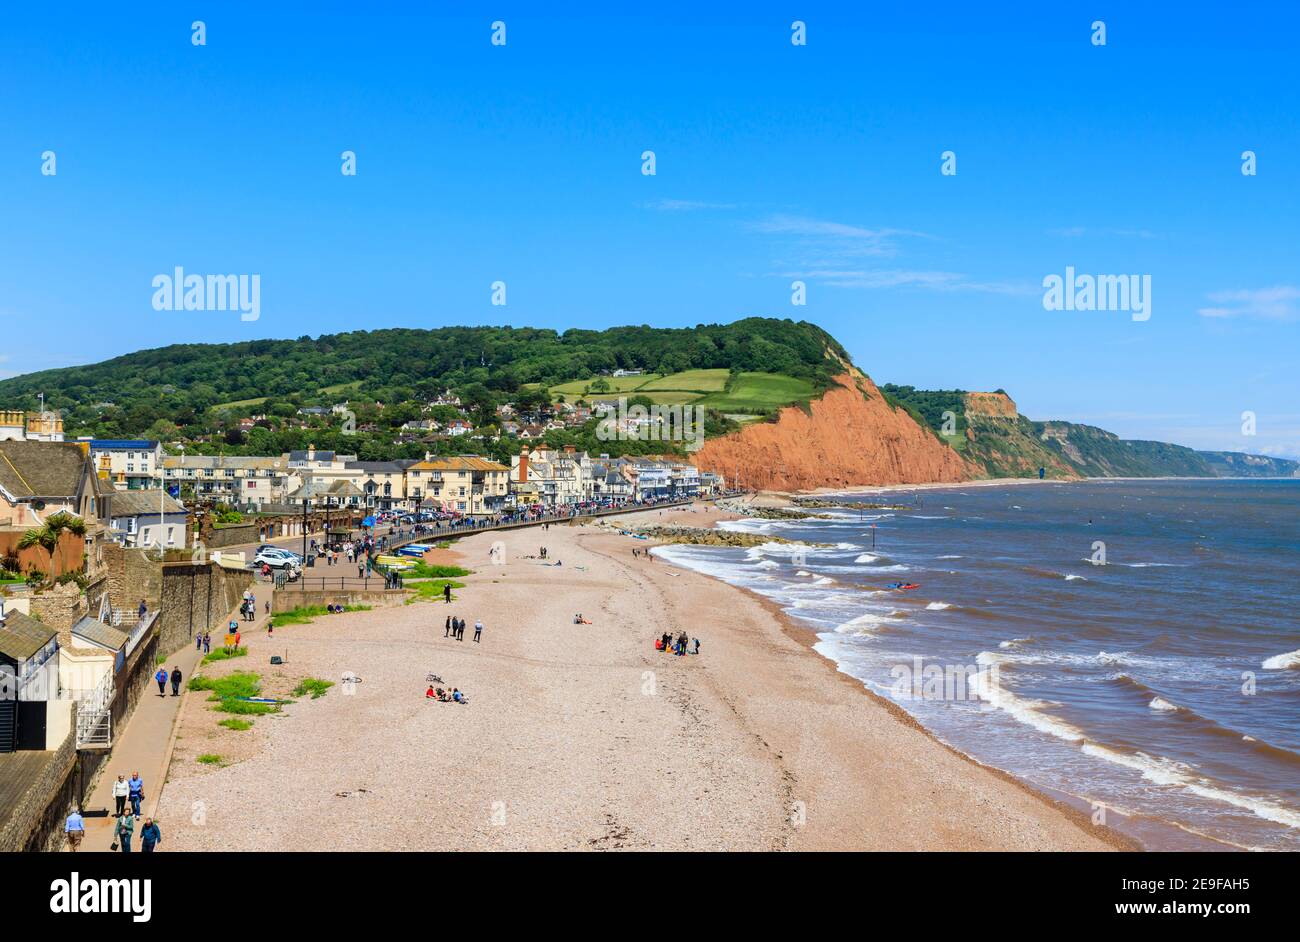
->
128;772;144;817
65;809;85;852
140;817;162;852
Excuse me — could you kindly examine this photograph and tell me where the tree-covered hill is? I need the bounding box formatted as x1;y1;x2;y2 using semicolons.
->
0;318;849;442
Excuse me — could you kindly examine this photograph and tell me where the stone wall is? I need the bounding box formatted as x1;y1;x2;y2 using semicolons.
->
0;715;78;852
27;581;88;632
100;542;164;613
158;561;254;655
273;588;408;612
206;522;260;548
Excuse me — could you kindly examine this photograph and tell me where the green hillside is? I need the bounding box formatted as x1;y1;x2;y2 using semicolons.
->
0;319;847;445
883;385;1292;480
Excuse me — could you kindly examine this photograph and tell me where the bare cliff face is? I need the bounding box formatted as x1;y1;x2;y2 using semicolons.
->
694;371;977;491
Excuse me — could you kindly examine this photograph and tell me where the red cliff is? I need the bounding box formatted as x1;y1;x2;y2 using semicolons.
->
694;371;977;491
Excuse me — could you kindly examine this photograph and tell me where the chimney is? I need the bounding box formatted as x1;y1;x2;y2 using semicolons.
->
564;445;575;454
307;444;316;462
518;445;529;483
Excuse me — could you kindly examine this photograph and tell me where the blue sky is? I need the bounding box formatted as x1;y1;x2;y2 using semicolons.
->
1;2;1296;456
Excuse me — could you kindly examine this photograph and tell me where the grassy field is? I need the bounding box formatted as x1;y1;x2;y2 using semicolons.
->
212;395;269;410
696;372;816;412
550;373;663;397
547;368;810;412
638;368;729;392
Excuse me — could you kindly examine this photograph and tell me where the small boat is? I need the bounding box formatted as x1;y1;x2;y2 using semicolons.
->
887;582;921;590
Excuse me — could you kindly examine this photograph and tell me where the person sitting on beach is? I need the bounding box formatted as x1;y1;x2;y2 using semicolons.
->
451;688;468;704
426;685;437;699
660;632;671;651
574;613;592;625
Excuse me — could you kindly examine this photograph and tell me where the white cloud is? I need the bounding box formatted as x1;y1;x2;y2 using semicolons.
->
750;214;932;258
642;198;735;212
783;268;1034;296
1198;286;1300;321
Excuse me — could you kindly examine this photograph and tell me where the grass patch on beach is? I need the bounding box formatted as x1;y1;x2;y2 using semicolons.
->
202;646;248;664
190;671;279;715
217;718;253;731
403;562;472;579
292;677;335;699
196;754;225;765
406;578;464;604
271;604;371;627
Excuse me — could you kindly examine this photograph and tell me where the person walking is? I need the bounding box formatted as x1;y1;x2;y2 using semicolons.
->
170;666;182;696
456;617;465;641
195;632;203;651
138;599;147;621
358;562;365;580
113;811;134;853
140;818;162;852
202;632;211;654
444;615;452;638
473;619;483;643
443;583;452;604
64;808;85;851
128;771;144;816
154;667;167;696
111;775;129;816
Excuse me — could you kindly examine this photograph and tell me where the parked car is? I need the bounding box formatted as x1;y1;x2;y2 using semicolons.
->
254;548;302;571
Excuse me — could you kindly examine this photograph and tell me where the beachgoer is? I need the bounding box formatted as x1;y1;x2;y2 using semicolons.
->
445;616;452;638
112;775;129;816
195;633;203;651
140;818;161;852
426;685;437;699
65;809;85;851
128;771;144;815
154;668;167;696
473;620;483;643
202;632;211;653
693;638;701;655
169;667;182;696
114;812;134;853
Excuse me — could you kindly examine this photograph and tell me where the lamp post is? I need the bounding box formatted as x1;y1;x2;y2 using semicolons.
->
301;497;310;563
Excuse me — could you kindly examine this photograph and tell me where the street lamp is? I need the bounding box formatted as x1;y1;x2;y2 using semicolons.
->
301;496;311;563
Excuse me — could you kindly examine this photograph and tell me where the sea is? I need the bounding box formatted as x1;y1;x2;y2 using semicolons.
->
655;479;1300;851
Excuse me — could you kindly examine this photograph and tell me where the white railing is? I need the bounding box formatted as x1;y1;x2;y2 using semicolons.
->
73;669;115;748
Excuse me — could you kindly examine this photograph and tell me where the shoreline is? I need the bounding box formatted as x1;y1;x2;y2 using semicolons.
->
627;503;1138;851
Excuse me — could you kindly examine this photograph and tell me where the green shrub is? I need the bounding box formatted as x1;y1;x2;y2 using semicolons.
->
292;678;335;699
218;718;253;731
197;754;224;765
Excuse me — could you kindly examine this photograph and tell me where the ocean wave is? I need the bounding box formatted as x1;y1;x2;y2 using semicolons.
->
1080;744;1300;830
1263;649;1300;670
998;637;1034;649
935;554;963;559
1149;697;1180;712
1064;573;1087;582
926;601;953;611
970;654;1087;742
811;576;835;586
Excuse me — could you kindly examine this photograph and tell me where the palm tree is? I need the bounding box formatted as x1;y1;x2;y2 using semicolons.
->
17;512;87;577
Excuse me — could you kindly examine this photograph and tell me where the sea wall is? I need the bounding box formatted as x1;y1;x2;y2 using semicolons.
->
158;561;254;655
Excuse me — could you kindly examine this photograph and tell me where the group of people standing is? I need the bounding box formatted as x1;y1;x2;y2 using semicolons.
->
657;631;700;657
444;614;483;643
